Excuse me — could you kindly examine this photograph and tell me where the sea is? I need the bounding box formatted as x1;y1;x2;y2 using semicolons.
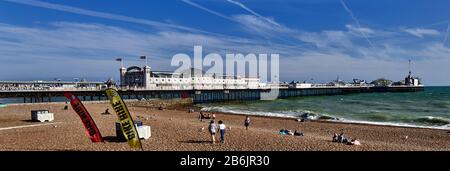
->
200;86;450;130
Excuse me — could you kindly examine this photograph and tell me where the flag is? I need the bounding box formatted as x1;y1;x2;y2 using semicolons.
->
140;56;146;59
64;93;104;143
105;88;143;150
116;58;122;62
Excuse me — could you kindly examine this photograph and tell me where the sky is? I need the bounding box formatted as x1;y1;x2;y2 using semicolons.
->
0;0;450;85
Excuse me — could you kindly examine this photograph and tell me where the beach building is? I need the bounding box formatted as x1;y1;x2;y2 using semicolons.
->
288;81;312;88
404;60;421;86
119;65;263;90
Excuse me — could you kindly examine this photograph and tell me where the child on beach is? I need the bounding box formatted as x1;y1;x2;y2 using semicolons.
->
244;116;251;130
208;120;217;144
218;120;226;144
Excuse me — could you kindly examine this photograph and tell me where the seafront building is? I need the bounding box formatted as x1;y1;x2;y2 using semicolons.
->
119;65;264;90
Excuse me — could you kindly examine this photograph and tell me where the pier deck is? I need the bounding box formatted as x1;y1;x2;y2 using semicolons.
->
0;86;424;104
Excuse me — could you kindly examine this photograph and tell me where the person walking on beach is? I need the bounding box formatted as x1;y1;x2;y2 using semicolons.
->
212;113;216;120
199;111;205;122
218;120;226;144
208;120;217;144
244;116;251;130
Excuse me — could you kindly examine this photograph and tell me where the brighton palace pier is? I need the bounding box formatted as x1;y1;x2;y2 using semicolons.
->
0;65;424;104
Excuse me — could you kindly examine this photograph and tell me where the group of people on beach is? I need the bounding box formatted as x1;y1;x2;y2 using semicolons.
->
332;132;361;145
279;129;304;137
208;120;226;144
198;111;215;122
200;110;252;144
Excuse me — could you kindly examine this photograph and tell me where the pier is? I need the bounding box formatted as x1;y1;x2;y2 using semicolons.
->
0;86;424;104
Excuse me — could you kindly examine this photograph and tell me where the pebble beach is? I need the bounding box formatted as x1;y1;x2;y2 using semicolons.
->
0;102;449;151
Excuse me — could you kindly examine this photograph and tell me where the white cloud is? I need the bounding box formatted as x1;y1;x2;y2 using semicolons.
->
0;22;296;79
403;28;440;38
232;14;293;38
296;30;352;48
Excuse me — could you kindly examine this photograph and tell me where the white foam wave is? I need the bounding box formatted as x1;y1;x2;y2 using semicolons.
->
202;106;450;130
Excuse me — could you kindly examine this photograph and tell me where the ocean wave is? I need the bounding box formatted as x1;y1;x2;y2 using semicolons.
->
201;106;299;119
412;116;450;126
427;101;450;109
200;106;450;130
331;119;450;130
201;106;339;121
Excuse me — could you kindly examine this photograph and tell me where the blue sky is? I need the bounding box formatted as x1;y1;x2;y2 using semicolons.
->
1;0;450;85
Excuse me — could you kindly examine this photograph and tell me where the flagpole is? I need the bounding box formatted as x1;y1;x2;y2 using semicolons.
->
117;57;124;68
140;55;148;67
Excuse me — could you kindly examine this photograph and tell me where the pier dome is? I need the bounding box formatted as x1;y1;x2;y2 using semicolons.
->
127;66;142;72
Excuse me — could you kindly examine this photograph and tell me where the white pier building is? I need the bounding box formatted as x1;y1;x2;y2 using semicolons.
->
119;65;264;90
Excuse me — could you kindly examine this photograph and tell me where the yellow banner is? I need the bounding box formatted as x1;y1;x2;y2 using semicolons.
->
105;88;142;150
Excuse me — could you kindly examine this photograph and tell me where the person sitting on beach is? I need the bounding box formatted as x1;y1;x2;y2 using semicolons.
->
158;106;164;111
278;129;294;135
332;133;339;142
199;112;211;121
244;116;251;130
208;120;217;144
337;133;345;143
64;102;69;110
285;129;294;135
102;109;110;115
294;130;304;136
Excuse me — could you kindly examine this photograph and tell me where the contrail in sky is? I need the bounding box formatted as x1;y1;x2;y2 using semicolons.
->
443;22;450;45
339;0;375;48
226;0;280;27
181;0;234;22
3;0;205;33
